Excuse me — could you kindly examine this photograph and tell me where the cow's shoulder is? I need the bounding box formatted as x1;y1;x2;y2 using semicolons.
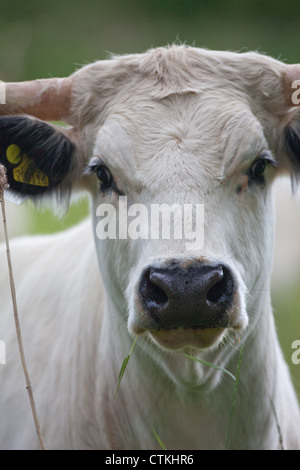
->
0;216;103;352
0;217;96;290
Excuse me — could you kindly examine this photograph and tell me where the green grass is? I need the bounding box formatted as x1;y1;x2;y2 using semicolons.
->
113;336;138;399
182;353;237;382
151;427;167;450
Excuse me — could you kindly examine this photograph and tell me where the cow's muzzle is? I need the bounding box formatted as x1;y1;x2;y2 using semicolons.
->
134;260;240;349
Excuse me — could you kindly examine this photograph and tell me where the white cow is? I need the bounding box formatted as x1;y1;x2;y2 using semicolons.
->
0;45;300;450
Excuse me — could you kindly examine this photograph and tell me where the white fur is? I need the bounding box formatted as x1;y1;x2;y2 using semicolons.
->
0;45;300;449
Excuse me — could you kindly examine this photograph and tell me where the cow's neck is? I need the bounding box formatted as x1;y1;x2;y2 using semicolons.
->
89;291;295;450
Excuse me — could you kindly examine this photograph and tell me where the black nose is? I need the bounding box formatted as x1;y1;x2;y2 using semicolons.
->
139;261;235;330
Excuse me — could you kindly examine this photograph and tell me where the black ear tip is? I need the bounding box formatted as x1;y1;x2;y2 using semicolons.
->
0;116;74;196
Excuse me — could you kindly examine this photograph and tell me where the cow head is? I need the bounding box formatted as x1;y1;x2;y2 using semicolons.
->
1;46;300;381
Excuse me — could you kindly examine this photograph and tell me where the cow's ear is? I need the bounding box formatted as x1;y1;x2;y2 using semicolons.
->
275;65;300;185
0;115;80;199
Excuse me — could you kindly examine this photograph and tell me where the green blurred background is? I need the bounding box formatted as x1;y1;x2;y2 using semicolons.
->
1;0;300;397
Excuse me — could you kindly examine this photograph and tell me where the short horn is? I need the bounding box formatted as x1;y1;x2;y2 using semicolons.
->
283;64;300;107
0;77;73;121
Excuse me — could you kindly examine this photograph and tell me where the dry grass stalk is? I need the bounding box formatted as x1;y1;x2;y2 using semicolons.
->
0;164;46;450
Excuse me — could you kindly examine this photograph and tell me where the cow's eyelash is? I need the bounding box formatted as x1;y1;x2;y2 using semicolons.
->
83;158;108;176
248;155;278;181
257;156;278;168
83;160;126;196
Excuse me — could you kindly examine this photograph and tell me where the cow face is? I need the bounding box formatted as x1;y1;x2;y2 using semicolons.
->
87;95;275;352
0;46;300;362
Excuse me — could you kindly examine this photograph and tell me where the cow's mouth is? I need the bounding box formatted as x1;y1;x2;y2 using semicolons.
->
130;308;245;351
148;325;227;350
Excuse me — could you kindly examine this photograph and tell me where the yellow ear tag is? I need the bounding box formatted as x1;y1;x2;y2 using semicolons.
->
6;144;22;164
12;153;49;187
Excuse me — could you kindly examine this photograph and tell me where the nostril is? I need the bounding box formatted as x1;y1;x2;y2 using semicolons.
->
206;266;235;306
206;279;226;304
148;281;169;306
140;268;168;308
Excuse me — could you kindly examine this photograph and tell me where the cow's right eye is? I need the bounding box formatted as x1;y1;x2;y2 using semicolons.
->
96;165;113;188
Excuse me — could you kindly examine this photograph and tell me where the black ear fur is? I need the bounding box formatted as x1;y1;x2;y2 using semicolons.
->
283;111;300;185
285;125;300;167
0;116;75;196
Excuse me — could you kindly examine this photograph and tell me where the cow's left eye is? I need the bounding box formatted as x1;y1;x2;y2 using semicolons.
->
249;158;267;181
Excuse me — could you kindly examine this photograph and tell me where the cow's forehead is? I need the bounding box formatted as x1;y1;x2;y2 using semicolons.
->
94;89;267;194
